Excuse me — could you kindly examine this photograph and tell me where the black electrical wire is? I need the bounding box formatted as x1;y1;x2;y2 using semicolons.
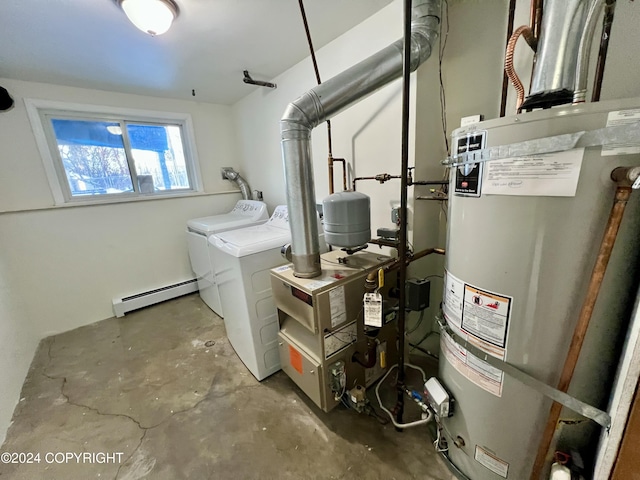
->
414;328;438;346
439;0;450;156
409;341;439;361
406;309;425;335
365;404;391;425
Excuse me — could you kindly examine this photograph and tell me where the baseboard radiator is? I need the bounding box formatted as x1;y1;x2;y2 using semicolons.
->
112;279;198;317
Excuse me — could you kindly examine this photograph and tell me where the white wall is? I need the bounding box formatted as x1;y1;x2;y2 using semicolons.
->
0;254;38;445
232;1;415;236
1;78;242;211
0;78;245;440
0;79;244;335
0;79;243;337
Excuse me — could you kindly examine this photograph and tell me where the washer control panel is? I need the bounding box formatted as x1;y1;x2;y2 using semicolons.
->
268;205;290;229
232;200;268;218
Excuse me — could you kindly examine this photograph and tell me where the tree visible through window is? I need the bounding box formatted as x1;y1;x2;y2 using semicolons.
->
48;117;194;199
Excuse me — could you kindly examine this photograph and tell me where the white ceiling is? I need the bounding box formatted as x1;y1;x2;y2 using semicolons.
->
0;0;393;105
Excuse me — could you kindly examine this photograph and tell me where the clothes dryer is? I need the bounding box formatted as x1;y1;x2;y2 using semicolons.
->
209;205;324;380
186;200;268;316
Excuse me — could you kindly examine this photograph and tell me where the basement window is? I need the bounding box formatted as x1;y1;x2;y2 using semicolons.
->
25;99;202;205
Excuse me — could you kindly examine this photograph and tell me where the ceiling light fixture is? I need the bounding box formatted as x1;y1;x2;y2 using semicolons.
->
106;126;123;135
117;0;179;36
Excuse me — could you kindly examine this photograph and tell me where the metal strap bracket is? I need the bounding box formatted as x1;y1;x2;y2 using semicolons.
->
439;321;612;430
442;121;640;168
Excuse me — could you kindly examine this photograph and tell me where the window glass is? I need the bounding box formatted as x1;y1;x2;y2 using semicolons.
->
51;119;133;196
44;114;195;202
127;123;190;193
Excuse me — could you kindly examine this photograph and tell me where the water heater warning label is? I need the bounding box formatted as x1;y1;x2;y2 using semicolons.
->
462;285;512;350
475;446;509;478
441;329;504;397
443;270;513;396
443;270;512;360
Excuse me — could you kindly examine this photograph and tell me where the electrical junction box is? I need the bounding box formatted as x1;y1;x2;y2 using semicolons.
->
406;278;430;311
424;377;452;418
376;227;398;239
460;114;484;127
391;206;400;224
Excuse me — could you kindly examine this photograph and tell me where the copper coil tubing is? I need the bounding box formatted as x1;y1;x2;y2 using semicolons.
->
504;25;535;112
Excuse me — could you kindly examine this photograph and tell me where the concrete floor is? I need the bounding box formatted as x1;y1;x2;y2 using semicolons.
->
0;294;455;480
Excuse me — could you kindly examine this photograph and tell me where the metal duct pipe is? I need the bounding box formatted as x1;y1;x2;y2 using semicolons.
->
280;0;441;278
573;0;607;104
221;167;252;200
521;0;590;110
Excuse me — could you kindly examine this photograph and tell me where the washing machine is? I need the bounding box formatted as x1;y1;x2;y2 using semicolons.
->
186;200;268;317
209;205;325;381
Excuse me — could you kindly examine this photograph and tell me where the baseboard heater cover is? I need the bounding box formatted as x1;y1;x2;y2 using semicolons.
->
112;279;198;317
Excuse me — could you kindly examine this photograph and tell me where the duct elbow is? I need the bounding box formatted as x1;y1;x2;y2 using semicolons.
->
221;167;252;200
410;19;440;67
281;90;324;137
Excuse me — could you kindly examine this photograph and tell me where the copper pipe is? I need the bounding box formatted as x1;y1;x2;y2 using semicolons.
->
352;174;401;191
416;195;448;201
611;166;640;186
328;120;335;194
530;177;635;480
410;247;446;262
333;158;347;191
328;155;335;194
591;0;617;102
502;0;540;115
353;175;445;191
353;176;374;191
500;0;517;117
505;25;536;112
364;247;446;282
530;0;543;42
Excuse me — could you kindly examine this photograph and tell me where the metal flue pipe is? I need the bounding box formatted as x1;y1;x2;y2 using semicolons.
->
221;167;252;200
280;0;441;278
573;0;607;104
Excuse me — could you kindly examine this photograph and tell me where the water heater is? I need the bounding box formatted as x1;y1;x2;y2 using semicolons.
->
439;97;640;479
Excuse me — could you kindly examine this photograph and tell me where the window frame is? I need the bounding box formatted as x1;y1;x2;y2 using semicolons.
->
25;99;203;205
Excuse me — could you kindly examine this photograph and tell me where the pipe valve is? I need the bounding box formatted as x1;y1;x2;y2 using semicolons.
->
611;166;640;189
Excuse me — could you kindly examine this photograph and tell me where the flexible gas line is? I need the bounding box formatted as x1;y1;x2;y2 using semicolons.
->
375;363;434;429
